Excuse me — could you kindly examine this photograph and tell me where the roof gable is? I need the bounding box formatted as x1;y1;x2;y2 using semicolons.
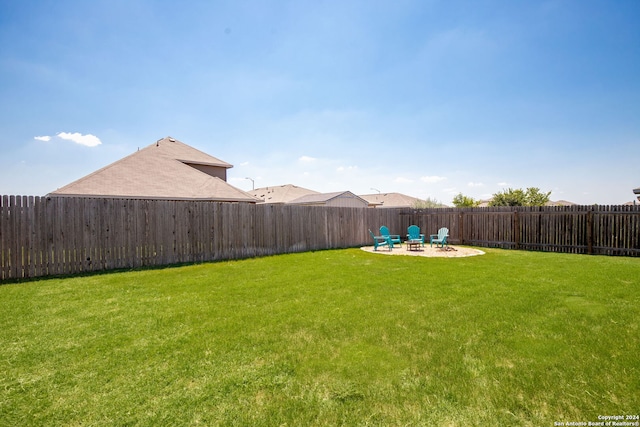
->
249;184;319;204
288;191;367;205
49;136;259;202
149;136;233;168
359;192;422;208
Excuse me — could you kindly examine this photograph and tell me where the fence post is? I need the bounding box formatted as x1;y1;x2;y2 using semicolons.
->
459;211;464;245
587;208;593;255
513;210;520;250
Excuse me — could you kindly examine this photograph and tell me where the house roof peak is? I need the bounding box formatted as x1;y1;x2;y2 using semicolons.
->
48;136;256;202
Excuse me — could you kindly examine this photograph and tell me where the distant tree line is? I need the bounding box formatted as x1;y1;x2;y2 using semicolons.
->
452;187;551;207
411;197;447;209
411;187;551;208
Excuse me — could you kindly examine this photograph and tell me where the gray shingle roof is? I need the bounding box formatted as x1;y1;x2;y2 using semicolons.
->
48;136;260;202
288;191;368;206
248;184;319;204
359;192;422;208
288;191;352;204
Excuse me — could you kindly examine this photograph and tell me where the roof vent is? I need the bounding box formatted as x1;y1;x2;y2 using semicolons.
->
169;137;176;142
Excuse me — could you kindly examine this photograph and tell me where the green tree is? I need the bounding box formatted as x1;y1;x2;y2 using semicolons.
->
452;193;480;207
525;187;553;206
412;197;444;208
489;187;551;207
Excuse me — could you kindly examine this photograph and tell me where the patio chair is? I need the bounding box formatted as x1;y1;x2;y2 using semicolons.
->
430;227;449;248
380;226;402;246
406;225;425;247
369;229;393;251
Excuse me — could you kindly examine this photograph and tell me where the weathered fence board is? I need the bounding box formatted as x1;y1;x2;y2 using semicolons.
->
1;196;639;281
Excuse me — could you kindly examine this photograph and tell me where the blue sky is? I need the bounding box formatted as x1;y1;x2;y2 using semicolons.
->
1;0;639;204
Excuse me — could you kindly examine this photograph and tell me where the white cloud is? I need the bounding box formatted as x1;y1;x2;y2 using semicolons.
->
420;175;446;183
239;161;249;166
468;182;484;187
394;177;413;183
57;132;102;147
298;155;316;163
497;182;510;187
443;187;459;195
34;135;51;142
336;165;358;172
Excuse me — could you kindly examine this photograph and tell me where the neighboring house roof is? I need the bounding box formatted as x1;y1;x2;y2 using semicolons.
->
48;136;260;202
249;184;319;204
359;192;423;208
546;200;577;207
288;191;369;207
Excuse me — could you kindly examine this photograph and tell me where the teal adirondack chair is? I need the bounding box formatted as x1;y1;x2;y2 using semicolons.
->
430;227;449;248
406;225;425;247
380;226;402;246
369;229;393;251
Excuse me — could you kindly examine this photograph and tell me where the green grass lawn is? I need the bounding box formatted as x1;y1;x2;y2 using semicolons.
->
1;248;638;426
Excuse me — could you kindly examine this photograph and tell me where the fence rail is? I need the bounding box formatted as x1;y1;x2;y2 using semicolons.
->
1;196;639;281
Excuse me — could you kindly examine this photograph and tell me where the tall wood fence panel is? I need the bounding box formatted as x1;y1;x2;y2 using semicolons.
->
398;205;639;256
1;196;638;281
0;196;398;281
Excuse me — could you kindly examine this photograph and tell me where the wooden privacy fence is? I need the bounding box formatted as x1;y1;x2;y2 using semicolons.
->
399;205;640;256
1;196;639;281
0;196;388;281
